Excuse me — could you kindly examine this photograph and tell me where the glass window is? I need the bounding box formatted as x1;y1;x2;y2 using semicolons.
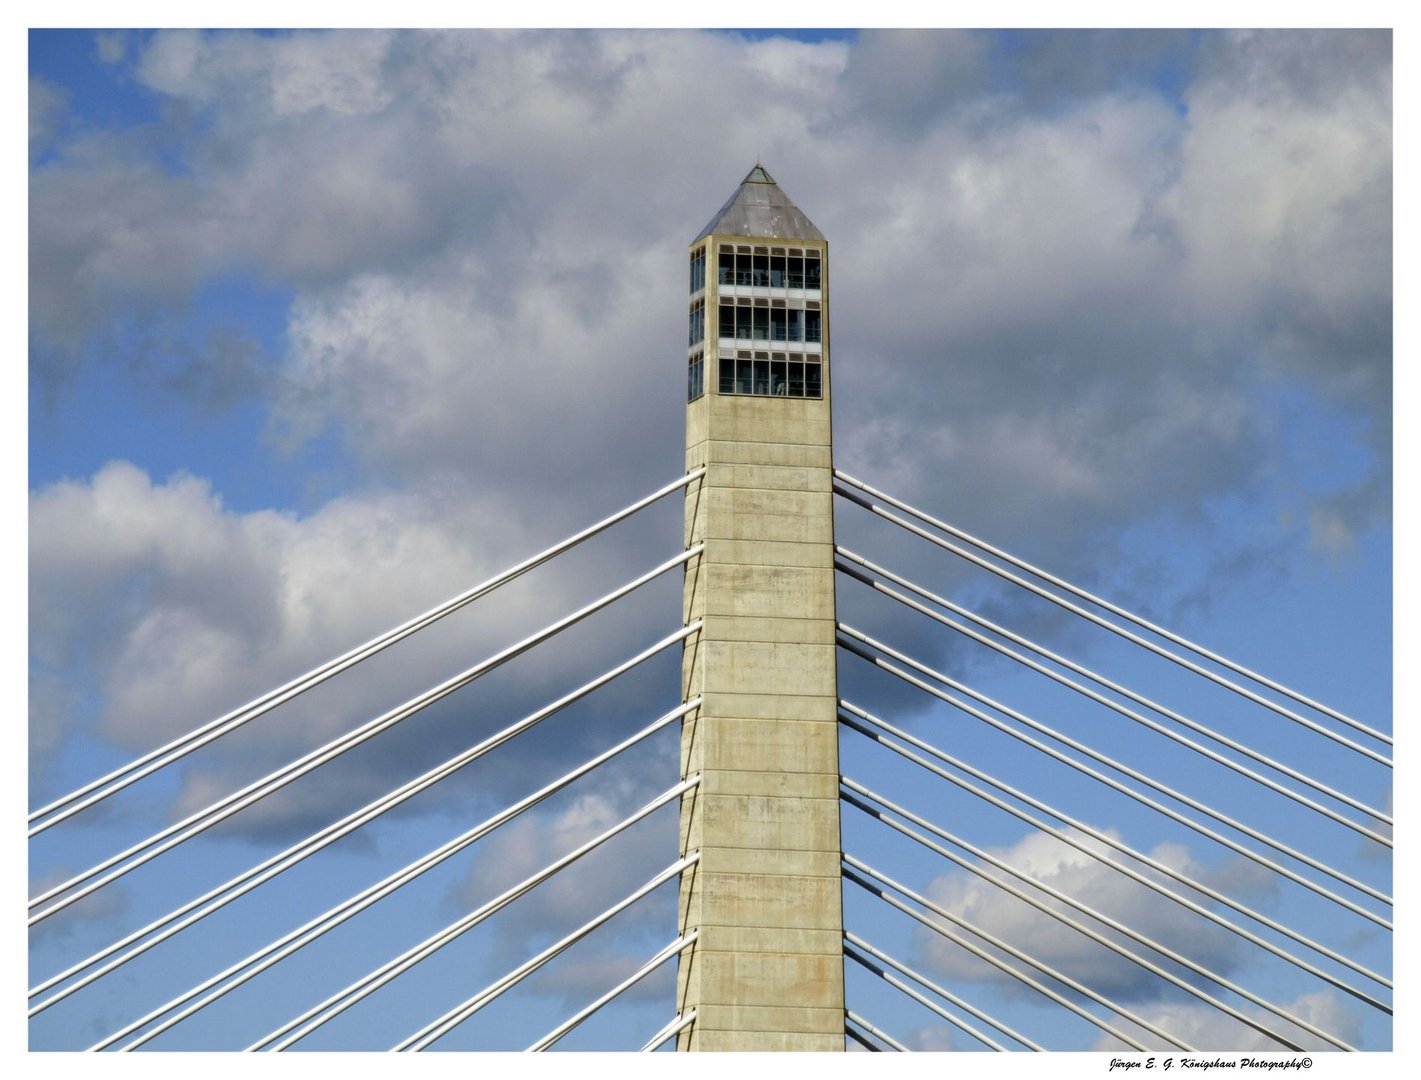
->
688;356;704;401
688;299;704;346
805;254;820;290
718;252;734;286
737;306;752;340
753;359;770;394
788;256;804;289
752;253;769;287
713;350;823;400
770;308;788;342
805;309;821;343
752;307;768;340
719;304;735;338
771;253;786;288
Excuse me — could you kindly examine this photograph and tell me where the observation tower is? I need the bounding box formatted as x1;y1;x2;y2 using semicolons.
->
677;165;845;1051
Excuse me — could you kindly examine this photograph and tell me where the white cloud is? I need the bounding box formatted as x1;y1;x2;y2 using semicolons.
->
1092;990;1362;1052
136;29;395;116
905;1023;956;1051
28;21;1390;883
94;31;128;66
917;828;1245;999
28;460;681;829
29;31;1389;575
26;23;1391;856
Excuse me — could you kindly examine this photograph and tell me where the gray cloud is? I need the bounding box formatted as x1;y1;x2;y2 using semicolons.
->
30;31;1390;555
833;29;1201;135
28;24;1391;837
28;25;1390;833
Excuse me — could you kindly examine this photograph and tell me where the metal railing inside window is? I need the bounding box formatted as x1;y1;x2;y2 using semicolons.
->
717;358;822;399
720;305;821;345
717;251;821;293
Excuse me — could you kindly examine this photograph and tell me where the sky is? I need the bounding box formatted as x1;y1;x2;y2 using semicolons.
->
24;24;1394;1060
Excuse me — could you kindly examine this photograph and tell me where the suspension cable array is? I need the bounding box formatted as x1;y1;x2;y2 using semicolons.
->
832;472;1390;1053
845;932;1039;1051
29;473;707;1052
251;775;702;1052
835;474;1391;763
526;930;700;1052
30;625;701;1015
839;626;1389;919
834;471;1389;745
393;855;698;1051
840;702;1390;1003
28;469;706;837
29;464;1389;1052
31;548;702;928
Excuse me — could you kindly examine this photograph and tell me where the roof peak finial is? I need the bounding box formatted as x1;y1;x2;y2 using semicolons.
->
694;163;823;242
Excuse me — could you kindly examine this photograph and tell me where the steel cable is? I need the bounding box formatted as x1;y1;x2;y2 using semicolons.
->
29;469;705;833
839;701;1391;1005
843;782;1337;1050
840;628;1391;919
31;546;700;924
31;624;699;1012
844;1009;909;1052
844;860;1179;1052
254;775;699;1052
526;932;697;1051
395;855;697;1051
835;482;1390;764
834;470;1385;745
837;548;1390;829
640;1010;694;1052
844;935;1032;1050
89;701;695;1051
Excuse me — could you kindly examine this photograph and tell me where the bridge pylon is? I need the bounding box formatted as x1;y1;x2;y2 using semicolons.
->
677;165;845;1050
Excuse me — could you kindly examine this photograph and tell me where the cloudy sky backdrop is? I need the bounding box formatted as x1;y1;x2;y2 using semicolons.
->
28;27;1392;1053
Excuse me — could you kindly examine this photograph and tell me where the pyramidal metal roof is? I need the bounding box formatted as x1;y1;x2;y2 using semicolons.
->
694;164;825;243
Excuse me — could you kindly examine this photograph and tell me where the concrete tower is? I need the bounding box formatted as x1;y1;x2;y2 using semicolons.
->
677;166;844;1051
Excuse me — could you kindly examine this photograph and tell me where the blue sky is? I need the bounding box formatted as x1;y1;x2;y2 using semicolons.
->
26;27;1393;1059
